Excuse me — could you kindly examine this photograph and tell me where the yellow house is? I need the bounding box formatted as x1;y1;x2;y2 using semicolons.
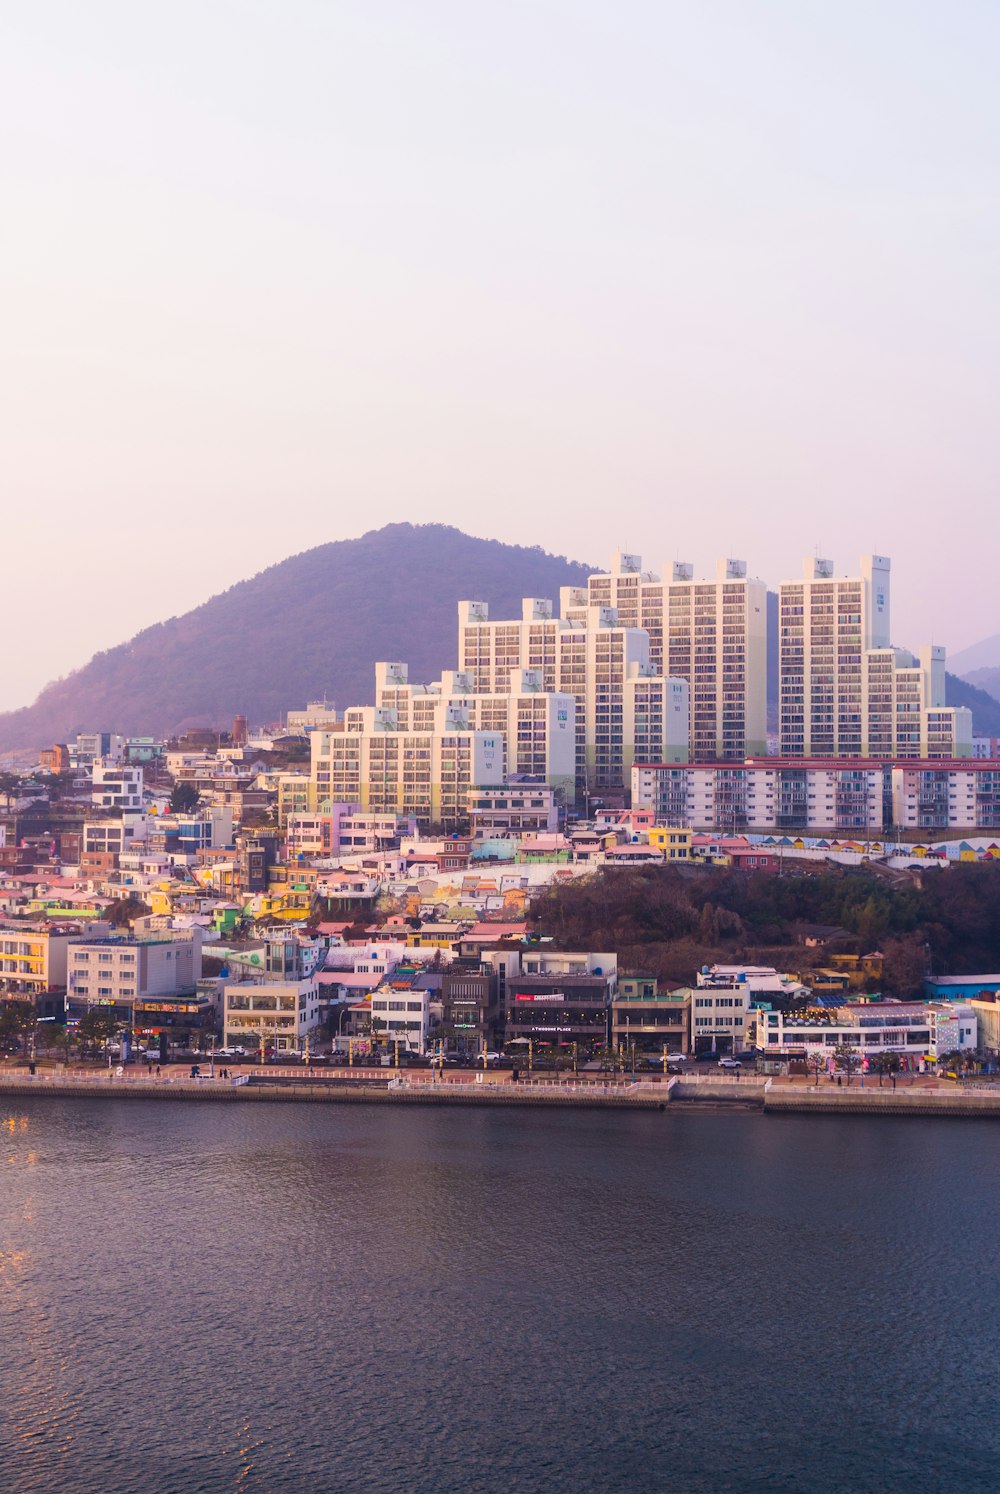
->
647;827;692;860
252;890;313;921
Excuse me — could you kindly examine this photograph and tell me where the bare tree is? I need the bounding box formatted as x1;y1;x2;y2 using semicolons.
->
833;1043;862;1086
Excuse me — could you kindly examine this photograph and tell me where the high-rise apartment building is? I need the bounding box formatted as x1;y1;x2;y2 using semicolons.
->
311;708;503;828
457;596;689;803
779;555;890;756
585;552;767;762
779;556;970;760
374;662;577;800
664;559;767;761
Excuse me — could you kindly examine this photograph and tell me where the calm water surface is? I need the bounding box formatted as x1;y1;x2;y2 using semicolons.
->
0;1098;998;1494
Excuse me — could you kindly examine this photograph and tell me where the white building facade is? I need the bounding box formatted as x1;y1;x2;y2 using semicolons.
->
632;758;1000;833
311;710;504;827
586;552;767;762
779;555;970;761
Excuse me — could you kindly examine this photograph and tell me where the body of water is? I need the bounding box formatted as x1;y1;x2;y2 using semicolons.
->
0;1098;998;1493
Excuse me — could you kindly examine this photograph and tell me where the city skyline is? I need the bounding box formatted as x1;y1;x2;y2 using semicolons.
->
0;522;989;715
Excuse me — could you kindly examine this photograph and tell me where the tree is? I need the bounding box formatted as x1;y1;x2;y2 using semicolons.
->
0;772;22;803
833;1043;862;1086
807;1050;828;1086
937;1048;976;1077
0;1000;35;1055
870;1051;902;1087
881;935;929;999
103;895;152;928
77;1008;121;1056
34;1021;65;1057
239;806;276;829
169;781;200;814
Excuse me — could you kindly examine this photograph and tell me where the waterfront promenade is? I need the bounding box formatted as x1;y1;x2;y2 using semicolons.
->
2;1062;1000;1116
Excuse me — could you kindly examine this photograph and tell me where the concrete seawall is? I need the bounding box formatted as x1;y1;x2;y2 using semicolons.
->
4;1072;999;1118
763;1082;1000;1118
669;1077;766;1106
0;1075;668;1111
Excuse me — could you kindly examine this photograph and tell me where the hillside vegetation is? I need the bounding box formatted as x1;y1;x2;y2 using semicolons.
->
962;667;1000;709
0;525;593;750
530;861;1000;996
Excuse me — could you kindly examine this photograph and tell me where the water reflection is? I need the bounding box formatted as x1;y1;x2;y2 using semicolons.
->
0;1100;998;1493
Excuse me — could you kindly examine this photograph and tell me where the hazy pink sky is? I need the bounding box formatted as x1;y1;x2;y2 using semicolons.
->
3;0;998;710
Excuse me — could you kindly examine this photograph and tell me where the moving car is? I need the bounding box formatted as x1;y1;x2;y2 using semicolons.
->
718;1057;742;1071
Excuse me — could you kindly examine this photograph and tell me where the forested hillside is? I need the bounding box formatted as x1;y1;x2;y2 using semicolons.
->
0;525;593;749
530;861;1000;995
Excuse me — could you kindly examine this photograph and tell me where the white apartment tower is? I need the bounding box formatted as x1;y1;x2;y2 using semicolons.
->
586;552;767;761
457;595;689;803
665;559;768;761
311;707;504;829
374;661;577;800
780;556;970;760
780;555;891;757
864;645;972;759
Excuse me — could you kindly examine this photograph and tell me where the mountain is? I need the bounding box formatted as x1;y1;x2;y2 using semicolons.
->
948;633;1000;678
962;667;1000;707
5;525;997;752
946;673;1000;737
0;525;594;751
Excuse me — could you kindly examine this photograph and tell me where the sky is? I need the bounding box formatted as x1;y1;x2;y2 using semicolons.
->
3;0;999;710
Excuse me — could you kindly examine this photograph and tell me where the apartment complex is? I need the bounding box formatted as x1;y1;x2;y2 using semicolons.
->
633;758;1000;833
585;552;768;761
779;556;970;760
863;646;971;758
374;661;577;799
457;594;688;801
311;709;504;829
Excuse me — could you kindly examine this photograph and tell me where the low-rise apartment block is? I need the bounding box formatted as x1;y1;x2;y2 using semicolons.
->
632;758;1000;833
92;763;144;812
66;930;204;1022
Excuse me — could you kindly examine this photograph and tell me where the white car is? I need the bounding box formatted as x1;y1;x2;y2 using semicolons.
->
718;1057;742;1071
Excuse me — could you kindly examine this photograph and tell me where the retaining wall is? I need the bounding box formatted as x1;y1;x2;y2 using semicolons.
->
764;1082;1000;1118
